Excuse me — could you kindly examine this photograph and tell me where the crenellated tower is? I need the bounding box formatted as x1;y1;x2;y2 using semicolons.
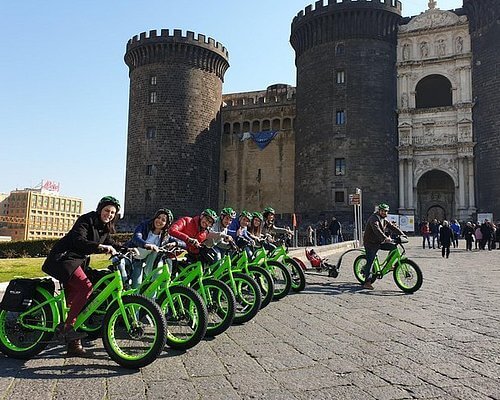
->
123;29;229;223
290;0;402;220
462;0;500;218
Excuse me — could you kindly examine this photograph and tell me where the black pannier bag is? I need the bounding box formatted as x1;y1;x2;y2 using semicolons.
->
0;278;39;312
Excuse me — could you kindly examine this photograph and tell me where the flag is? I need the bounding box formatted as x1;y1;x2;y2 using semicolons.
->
250;130;279;150
292;213;297;228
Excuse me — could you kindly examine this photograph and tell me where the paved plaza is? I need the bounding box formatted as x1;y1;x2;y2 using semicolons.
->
0;237;499;399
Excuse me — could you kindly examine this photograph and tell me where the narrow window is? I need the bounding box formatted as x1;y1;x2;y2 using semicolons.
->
146;165;154;176
335;158;346;176
335;43;345;55
150;76;157;85
257;169;262;183
334;191;345;203
224;170;228;184
336;70;345;84
149;92;157;104
335;110;346;125
146;127;156;139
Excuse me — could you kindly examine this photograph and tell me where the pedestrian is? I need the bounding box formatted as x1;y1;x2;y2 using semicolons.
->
475;224;483;250
329;217;342;244
420;221;431;249
41;196;121;357
306;225;314;246
439;220;453;258
430;219;440;248
462;222;475;251
361;203;405;290
450;220;461;248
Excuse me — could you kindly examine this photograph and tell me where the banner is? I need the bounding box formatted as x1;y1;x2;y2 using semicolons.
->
251;130;279;150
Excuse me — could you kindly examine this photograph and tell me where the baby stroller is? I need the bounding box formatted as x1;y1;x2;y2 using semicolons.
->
304;248;339;277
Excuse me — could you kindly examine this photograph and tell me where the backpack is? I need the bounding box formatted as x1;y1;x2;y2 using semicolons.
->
0;278;55;312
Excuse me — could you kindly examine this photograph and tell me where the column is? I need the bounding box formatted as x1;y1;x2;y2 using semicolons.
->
399;160;405;209
407;160;414;210
467;157;475;207
458;157;465;207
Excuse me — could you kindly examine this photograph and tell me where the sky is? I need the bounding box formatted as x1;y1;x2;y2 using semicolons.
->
0;0;463;214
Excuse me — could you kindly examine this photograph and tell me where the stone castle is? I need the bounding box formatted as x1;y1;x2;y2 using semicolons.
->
123;0;499;227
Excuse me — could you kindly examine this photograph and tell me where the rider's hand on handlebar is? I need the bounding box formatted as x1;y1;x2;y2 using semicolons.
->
99;244;118;255
188;238;201;248
145;243;160;252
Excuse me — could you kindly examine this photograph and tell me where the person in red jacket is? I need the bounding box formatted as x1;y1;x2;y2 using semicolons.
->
168;209;217;255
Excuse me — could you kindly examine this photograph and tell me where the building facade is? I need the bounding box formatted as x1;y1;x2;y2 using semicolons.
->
397;4;476;222
0;189;83;241
123;0;499;226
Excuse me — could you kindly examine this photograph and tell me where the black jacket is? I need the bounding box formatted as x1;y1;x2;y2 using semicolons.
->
42;211;116;283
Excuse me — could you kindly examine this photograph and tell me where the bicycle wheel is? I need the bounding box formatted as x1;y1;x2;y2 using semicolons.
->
353;255;367;284
266;261;292;300
200;278;236;337
223;272;262;325
247;266;274;309
101;294;166;369
0;291;54;359
284;257;307;292
157;286;208;350
393;259;423;294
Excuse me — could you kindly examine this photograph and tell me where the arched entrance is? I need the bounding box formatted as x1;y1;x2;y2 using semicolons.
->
417;170;455;222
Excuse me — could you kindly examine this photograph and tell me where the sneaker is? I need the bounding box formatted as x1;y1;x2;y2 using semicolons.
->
362;282;374;290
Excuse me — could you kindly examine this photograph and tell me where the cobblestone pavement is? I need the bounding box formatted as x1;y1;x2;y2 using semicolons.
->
0;238;499;399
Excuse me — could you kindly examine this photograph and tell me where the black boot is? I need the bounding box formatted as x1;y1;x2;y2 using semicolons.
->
66;339;88;357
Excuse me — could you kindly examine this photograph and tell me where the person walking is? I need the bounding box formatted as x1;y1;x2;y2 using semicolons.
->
420;221;431;249
430;219;440;249
450;220;461;248
462;222;475;251
439;220;453;258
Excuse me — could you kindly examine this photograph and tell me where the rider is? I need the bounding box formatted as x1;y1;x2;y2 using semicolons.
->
168;208;217;260
227;210;255;248
125;208;177;288
261;206;293;250
248;212;264;242
42;196;120;357
204;207;236;260
362;203;405;290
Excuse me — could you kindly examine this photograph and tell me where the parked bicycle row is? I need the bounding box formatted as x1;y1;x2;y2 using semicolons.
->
0;197;306;369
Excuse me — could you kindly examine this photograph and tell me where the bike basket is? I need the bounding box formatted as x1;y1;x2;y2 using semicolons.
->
0;278;39;312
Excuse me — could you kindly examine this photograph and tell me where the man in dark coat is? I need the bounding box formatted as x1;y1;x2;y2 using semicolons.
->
362;203;405;290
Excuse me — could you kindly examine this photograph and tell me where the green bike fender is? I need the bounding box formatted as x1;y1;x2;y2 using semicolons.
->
34;286;60;329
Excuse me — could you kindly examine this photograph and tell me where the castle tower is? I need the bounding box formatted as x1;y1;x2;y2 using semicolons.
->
124;30;229;223
290;0;402;219
462;0;500;219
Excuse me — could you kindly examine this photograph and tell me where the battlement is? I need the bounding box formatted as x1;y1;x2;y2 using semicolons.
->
292;0;402;27
222;84;296;109
126;29;228;60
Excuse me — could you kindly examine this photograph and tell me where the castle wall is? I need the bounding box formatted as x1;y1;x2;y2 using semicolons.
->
220;86;295;214
463;0;500;219
290;0;402;221
123;30;229;224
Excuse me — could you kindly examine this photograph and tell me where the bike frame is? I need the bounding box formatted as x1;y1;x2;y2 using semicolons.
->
19;269;136;333
361;245;406;277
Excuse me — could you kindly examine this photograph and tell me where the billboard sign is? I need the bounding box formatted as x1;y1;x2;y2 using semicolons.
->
41;180;60;194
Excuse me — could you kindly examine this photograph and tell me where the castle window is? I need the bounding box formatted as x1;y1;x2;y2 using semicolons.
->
146;165;154;176
336;70;345;84
335;43;345;55
243;121;250;132
232;122;241;134
283;118;292;130
252;120;260;132
223;123;230;134
262;119;270;130
145;190;152;202
272;118;281;130
146;127;156;139
257;169;261;183
335;110;346;125
149;92;157;104
150;76;157;85
334;191;345;204
224;170;228;184
335;158;346;176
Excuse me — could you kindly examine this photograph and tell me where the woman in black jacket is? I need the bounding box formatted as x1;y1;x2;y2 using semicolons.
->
42;196;120;356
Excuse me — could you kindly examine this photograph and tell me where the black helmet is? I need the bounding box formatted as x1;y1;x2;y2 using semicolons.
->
97;196;120;212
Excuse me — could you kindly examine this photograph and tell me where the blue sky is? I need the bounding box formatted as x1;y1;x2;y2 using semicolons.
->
0;0;462;213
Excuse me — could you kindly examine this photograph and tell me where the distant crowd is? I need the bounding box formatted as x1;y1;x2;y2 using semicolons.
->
419;219;499;256
305;217;343;246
